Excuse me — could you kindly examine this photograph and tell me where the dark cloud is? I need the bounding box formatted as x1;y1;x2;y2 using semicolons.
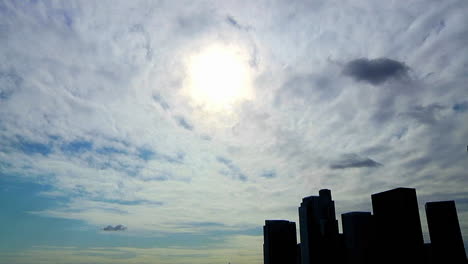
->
175;116;194;131
103;225;127;231
226;15;242;29
453;101;468;113
403;104;445;125
217;156;247;181
226;15;250;31
343;58;409;85
330;154;382;169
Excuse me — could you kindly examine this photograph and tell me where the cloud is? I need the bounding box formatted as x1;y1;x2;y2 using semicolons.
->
453;101;468;113
330;154;383;169
0;70;22;100
152;94;170;110
175;116;194;131
402;104;445;125
260;170;276;179
275;73;341;106
226;15;250;31
343;58;409;85
103;225;127;231
217;156;248;182
1;1;468;258
226;15;242;29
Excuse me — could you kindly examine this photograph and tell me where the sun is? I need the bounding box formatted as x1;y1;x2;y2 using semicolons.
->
184;44;254;111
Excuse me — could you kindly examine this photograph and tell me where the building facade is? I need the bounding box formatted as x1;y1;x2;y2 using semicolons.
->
263;220;297;264
426;201;467;264
371;187;425;264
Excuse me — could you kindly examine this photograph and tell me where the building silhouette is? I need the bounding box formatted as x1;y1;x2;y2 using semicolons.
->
341;212;375;264
426;201;467;264
371;187;425;264
299;189;340;264
263;220;297;264
263;187;467;264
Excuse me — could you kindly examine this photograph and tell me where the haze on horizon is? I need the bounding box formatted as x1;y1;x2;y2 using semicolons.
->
0;0;467;263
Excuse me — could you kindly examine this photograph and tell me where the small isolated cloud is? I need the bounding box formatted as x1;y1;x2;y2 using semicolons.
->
226;15;241;29
343;58;409;85
103;225;127;231
330;154;382;169
403;104;445;125
175;116;194;131
226;15;249;31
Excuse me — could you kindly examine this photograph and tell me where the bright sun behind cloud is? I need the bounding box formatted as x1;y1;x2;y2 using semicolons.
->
184;44;254;111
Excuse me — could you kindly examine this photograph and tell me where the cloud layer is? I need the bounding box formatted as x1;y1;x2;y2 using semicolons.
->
1;0;467;263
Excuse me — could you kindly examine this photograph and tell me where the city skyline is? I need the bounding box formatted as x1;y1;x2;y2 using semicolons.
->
1;0;468;263
264;188;467;264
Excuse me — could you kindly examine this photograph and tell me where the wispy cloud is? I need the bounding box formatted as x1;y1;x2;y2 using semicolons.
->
0;1;467;260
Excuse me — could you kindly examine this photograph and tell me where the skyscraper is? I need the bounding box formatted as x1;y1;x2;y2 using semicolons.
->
263;220;297;264
299;189;340;264
371;187;424;264
425;201;467;264
341;212;375;264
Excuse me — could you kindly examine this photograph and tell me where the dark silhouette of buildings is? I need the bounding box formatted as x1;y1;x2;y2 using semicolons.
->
371;187;425;264
341;212;375;264
426;201;467;264
263;220;297;264
263;187;467;264
299;189;340;264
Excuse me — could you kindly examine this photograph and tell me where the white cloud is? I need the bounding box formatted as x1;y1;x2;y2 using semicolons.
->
1;0;467;254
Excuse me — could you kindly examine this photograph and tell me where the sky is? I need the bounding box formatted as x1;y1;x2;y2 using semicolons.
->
1;0;467;263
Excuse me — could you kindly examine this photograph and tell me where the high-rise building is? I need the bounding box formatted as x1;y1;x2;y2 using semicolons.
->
296;243;302;264
299;189;340;264
425;201;467;264
263;220;297;264
371;187;424;264
341;212;375;264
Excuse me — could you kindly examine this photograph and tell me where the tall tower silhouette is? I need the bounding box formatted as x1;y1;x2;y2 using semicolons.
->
263;220;297;264
371;187;424;264
425;201;467;264
299;189;340;264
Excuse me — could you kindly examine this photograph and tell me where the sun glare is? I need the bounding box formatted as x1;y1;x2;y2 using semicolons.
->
185;44;253;111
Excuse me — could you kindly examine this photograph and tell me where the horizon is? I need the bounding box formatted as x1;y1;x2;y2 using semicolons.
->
1;1;467;263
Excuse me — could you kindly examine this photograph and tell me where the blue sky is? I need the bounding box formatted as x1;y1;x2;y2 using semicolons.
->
1;0;467;263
